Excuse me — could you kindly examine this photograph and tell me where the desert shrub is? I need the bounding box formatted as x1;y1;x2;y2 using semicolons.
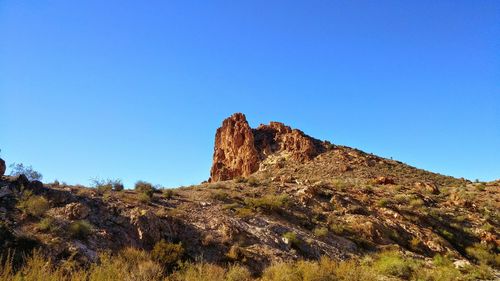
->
16;192;50;217
138;192;152;203
331;179;349;191
210;191;229;201
9;163;43;181
377;198;391;208
38;217;57;232
409;198;425;208
282;232;300;248
235;207;254;218
261;257;376;281
244;194;289;211
329;224;346;235
261;262;299;281
151;240;184;269
475;183;486;191
112;180;124;191
168;262;226;281
226;245;246;262
68;220;93;239
393;194;409;204
373;250;415;279
313;227;328;237
439;229;454;242
410;237;423;251
466;243;500;268
247;177;259;187
91;178;123;193
135;181;155;196
163;189;175;199
225;265;252;281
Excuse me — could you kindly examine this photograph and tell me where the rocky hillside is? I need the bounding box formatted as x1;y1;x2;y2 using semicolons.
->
0;113;498;279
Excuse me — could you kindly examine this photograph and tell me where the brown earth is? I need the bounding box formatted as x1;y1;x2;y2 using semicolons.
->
0;113;498;275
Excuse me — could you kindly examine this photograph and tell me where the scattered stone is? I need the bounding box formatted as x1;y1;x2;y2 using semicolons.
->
374;176;395;185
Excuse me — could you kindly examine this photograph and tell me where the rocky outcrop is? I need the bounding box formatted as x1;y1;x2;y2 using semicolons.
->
253;121;325;162
209;113;260;182
209;113;325;182
0;158;5;176
62;202;90;220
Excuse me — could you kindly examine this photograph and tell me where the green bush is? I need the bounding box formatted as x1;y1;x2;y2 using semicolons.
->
91;178;123;192
17;192;50;217
313;227;328;237
138;192;152;203
38;217;57;232
409;198;425;208
377;198;391;208
373;250;415;279
9;163;43;181
466;243;500;268
135;181;155;197
210;191;229;201
282;232;300;247
163;189;175;199
69;220;93;239
235;207;254;218
151;240;184;269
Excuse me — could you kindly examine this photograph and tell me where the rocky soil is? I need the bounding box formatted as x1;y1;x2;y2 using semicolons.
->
0;113;498;276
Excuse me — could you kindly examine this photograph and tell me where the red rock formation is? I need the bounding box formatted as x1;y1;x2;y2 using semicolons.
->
254;122;324;162
209;113;260;182
209;113;325;182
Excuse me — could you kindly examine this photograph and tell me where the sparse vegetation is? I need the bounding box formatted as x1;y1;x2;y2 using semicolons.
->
377;198;391;208
16;192;49;217
151;240;184;270
9;163;43;181
37;217;57;232
313;227;328;237
244;194;289;212
466;243;500;268
282;232;300;247
68;220;93;239
135;180;155;202
0;248;496;281
372;250;415;279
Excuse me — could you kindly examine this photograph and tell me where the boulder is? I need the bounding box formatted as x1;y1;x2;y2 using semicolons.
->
63;202;90;220
414;182;440;194
373;176;395;185
0;158;5;176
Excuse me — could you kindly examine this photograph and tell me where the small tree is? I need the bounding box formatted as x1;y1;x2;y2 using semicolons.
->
9;163;43;181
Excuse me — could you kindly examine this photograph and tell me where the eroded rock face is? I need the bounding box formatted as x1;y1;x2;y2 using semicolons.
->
63;202;90;220
0;158;5;176
254;121;325;162
209;113;325;182
210;113;260;182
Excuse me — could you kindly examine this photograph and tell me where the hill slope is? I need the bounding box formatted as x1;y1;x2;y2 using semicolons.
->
0;113;498;280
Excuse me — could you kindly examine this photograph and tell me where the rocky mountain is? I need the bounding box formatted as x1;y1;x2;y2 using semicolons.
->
0;113;498;280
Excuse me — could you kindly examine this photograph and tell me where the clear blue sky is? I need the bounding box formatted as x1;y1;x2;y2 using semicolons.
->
1;1;499;187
